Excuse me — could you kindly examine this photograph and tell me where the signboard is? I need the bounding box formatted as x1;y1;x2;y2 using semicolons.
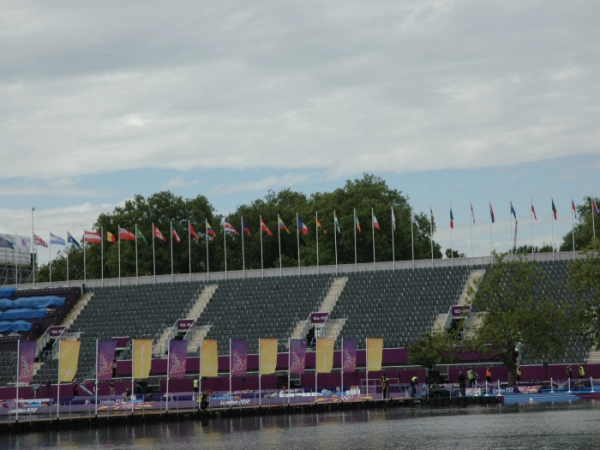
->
310;312;329;324
49;326;66;338
451;306;471;317
177;319;195;331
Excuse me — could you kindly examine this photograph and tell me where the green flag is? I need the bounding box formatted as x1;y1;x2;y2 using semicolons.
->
135;225;148;244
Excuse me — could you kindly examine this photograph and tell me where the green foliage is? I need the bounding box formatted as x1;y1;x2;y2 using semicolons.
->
407;328;460;372
445;249;466;258
467;253;574;386
560;196;600;251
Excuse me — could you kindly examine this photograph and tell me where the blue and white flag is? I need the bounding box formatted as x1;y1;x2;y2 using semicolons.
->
0;236;14;249
67;231;81;248
50;232;65;246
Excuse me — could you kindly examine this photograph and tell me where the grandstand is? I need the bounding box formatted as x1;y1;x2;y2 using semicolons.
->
0;252;591;389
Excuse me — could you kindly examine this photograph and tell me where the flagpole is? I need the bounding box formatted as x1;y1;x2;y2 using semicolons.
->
316;212;319;273
353;209;357;269
429;206;434;266
229;339;232;397
296;213;301;273
49;233;52;287
530;199;534;261
334;211;338;275
206;222;210;282
278;216;282;277
101;226;104;287
94;338;98;417
341;338;344;395
315;338;318;397
411;208;415;270
131;339;134;413
170;221;174;283
83;231;87;285
166;339;170;413
118;225;121;287
57;339;61;420
152;223;156;285
16;339;20;422
509;200;513;254
260;216;264;278
188;220;192;282
31;207;35;287
391;207;395;269
14;234;18;287
259;340;262;407
241;217;246;278
551;196;555;261
224;222;228;277
450;204;453;266
66;233;70;286
592;195;596;241
135;225;139;285
470;203;474;263
371;208;376;268
287;338;291;406
571;195;576;255
489;203;494;264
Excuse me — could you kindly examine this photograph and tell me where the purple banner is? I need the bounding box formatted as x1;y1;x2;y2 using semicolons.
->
311;312;329;324
451;306;471;317
112;337;130;348
18;341;37;385
168;339;188;378
97;340;117;380
289;339;306;374
342;339;357;372
177;319;195;331
49;326;66;337
230;339;248;376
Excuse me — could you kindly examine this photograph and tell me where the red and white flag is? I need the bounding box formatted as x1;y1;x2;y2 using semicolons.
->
260;218;273;236
189;223;199;242
119;228;136;241
84;230;102;243
153;225;166;242
33;234;48;248
171;225;181;244
373;214;381;230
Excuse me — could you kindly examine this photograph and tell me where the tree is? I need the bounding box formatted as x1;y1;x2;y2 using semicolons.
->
407;328;460;385
467;253;574;386
445;249;466;259
560;195;600;252
568;240;600;350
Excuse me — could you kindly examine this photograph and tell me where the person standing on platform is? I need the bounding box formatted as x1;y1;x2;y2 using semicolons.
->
486;367;492;383
516;365;521;382
467;369;476;388
579;365;585;380
193;378;199;401
410;375;418;397
566;365;573;380
458;371;466;396
381;375;390;399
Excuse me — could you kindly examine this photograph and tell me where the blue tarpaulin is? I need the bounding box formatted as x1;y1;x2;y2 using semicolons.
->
0;296;65;310
0;287;17;299
0;308;47;320
0;320;32;333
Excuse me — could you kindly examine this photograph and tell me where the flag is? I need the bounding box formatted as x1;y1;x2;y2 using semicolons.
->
298;216;309;235
278;215;290;234
171;225;181;243
412;210;420;229
316;338;334;374
372;214;381;230
59;340;80;383
260;218;273;236
200;339;218;378
571;199;577;219
16;237;29;248
354;212;361;233
317;217;326;233
489;203;495;224
119;228;136;241
0;236;14;250
334;213;341;234
67;232;80;248
259;339;278;375
189;223;199;242
430;208;435;228
17;341;37;384
50;232;65;246
224;221;238;235
391;208;396;231
96;340;117;380
132;339;153;379
366;338;383;372
510;201;517;220
450;208;454;229
551;199;558;220
470;203;475;224
101;230;116;243
34;234;48;247
593;199;599;217
242;220;251;236
84;230;102;244
531;203;538;220
153;224;166;242
206;221;216;238
135;226;147;244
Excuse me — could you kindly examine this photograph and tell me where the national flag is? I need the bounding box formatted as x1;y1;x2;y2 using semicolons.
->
50;232;65;246
551;199;558;220
67;232;80;248
430;208;435;228
278;215;290;234
0;236;14;250
84;230;102;244
206;221;216;237
571;199;577;219
317;217;326;233
470;203;475;224
510;201;517;220
153;225;166;242
354;212;361;233
16;237;29;248
119;227;136;241
298;217;309;235
412;210;420;229
171;225;181;243
242;221;251;237
593;199;599;217
224;222;238;235
531;203;538;220
34;234;48;248
101;230;116;243
489;203;495;224
135;226;147;244
450;208;454;229
260;218;273;236
391;208;396;231
372;214;381;230
189;223;199;242
334;213;341;234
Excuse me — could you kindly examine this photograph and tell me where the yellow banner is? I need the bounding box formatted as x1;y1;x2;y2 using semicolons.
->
317;338;334;374
59;340;81;382
366;338;383;372
259;338;278;375
201;339;219;378
133;339;153;379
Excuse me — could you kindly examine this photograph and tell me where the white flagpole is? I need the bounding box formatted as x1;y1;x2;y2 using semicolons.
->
296;213;301;273
101;226;104;287
135;225;139;285
118;225;121;287
131;339;135;412
206;222;210;282
489;203;494;264
316;212;319;273
450;204;453;266
551;196;555;261
278;216;282;277
571;195;576;255
166;339;170;413
57;339;61;420
530;199;534;261
429;206;434;266
334;211;338;275
365;338;369;397
224;222;228;277
241;217;246;278
259;340;262;407
66;233;70;286
152;223;156;285
170;221;174;283
470;203;474;262
14;233;18;287
411;208;415;270
94;338;98;417
16;339;20;422
354;209;357;269
371;208;376;267
229;339;232;397
509;200;513;254
341;338;344;395
592;195;597;241
260;216;264;278
391;207;395;269
315;339;318;396
287;338;291;405
83;230;87;285
188;220;192;282
49;233;52;287
31;207;35;287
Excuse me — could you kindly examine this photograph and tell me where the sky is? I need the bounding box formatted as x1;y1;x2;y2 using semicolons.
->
0;1;599;266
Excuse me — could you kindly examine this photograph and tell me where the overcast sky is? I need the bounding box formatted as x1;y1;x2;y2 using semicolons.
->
1;1;598;265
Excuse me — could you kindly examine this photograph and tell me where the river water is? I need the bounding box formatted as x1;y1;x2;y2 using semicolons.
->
5;401;600;450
